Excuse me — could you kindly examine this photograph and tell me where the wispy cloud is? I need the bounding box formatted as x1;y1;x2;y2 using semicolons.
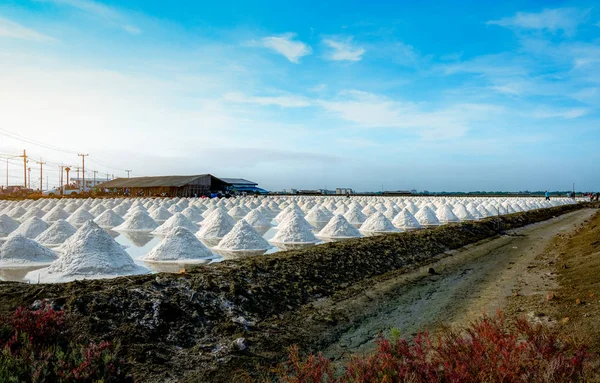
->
222;92;311;107
487;8;589;35
323;37;365;61
36;0;142;34
529;107;589;119
0;17;55;41
259;33;311;63
318;90;501;139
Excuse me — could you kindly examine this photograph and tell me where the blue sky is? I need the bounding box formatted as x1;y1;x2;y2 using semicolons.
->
0;0;599;192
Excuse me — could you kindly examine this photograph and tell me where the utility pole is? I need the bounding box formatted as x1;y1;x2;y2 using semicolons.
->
27;167;31;189
36;158;46;192
78;154;88;192
125;169;132;178
65;167;71;194
22;150;27;188
105;173;110;181
92;170;97;187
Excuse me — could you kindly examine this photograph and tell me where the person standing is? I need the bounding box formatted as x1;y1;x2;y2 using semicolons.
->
545;190;550;201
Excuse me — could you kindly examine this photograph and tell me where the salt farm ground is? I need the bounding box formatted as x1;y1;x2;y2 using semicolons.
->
0;196;599;382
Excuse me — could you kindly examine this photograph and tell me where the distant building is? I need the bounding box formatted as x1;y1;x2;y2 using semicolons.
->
335;188;354;195
99;174;229;197
220;178;268;194
71;177;113;190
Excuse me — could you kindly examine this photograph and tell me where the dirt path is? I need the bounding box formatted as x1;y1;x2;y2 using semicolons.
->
316;208;597;362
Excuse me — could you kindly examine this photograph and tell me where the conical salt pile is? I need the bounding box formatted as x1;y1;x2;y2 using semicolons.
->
88;204;106;216
227;205;249;220
344;205;367;224
414;206;440;227
181;206;204;223
143;227;213;263
0;235;57;267
42;206;70;222
0;214;20;237
114;210;159;232
152;213;199;235
215;219;270;251
360;212;398;233
150;206;173;221
271;213;317;244
305;206;333;223
19;207;47;221
196;209;235;239
7;206;27;219
436;205;460;223
26;221;149;283
8;217;49;239
67;208;95;226
242;209;271;228
392;209;421;230
94;209;125;228
317;215;361;239
453;204;475;221
35;219;77;246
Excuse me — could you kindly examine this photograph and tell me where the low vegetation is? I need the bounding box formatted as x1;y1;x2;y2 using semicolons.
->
268;312;598;383
0;301;130;382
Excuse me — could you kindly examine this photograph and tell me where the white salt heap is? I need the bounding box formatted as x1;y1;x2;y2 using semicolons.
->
42;206;70;222
152;213;199;235
392;209;422;230
88;204;106;216
35;220;76;246
344;206;367;224
196;209;235;239
216;219;270;251
0;235;57;267
360;212;398;233
19;207;47;221
317;215;361;239
7;206;27;219
453;204;475;221
114;210;159;232
150;207;173;221
436;205;460;223
242;209;271;228
0;214;20;237
143;227;213;262
26;221;149;283
227;205;248;219
271;213;317;244
67;208;95;226
93;209;125;228
305;206;333;223
414;206;441;227
8;217;49;239
181;206;204;223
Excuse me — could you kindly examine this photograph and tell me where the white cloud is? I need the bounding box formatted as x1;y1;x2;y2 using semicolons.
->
36;0;142;34
488;8;589;35
221;92;311;107
318;90;501;139
323;37;365;61
530;107;589;119
260;33;311;63
0;17;55;41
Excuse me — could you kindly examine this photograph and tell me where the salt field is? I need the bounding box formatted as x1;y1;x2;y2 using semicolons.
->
0;195;577;283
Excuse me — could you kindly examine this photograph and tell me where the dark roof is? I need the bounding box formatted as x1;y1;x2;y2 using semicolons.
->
220;178;257;186
99;174;222;188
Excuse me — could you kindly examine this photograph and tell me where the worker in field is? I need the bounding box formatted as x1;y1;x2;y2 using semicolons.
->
545;190;550;201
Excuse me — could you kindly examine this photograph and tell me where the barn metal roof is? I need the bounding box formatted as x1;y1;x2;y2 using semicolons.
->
99;174;223;188
220;178;257;186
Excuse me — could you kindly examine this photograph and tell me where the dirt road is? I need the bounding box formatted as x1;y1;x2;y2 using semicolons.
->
309;208;598;362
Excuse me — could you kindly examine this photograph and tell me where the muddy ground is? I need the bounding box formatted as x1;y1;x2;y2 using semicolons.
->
0;203;594;382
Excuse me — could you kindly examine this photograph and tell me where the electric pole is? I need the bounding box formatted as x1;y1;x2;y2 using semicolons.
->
93;170;97;187
36;158;46;192
65;167;71;194
125;169;132;178
27;167;31;189
21;150;27;188
78;154;88;192
105;173;110;181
